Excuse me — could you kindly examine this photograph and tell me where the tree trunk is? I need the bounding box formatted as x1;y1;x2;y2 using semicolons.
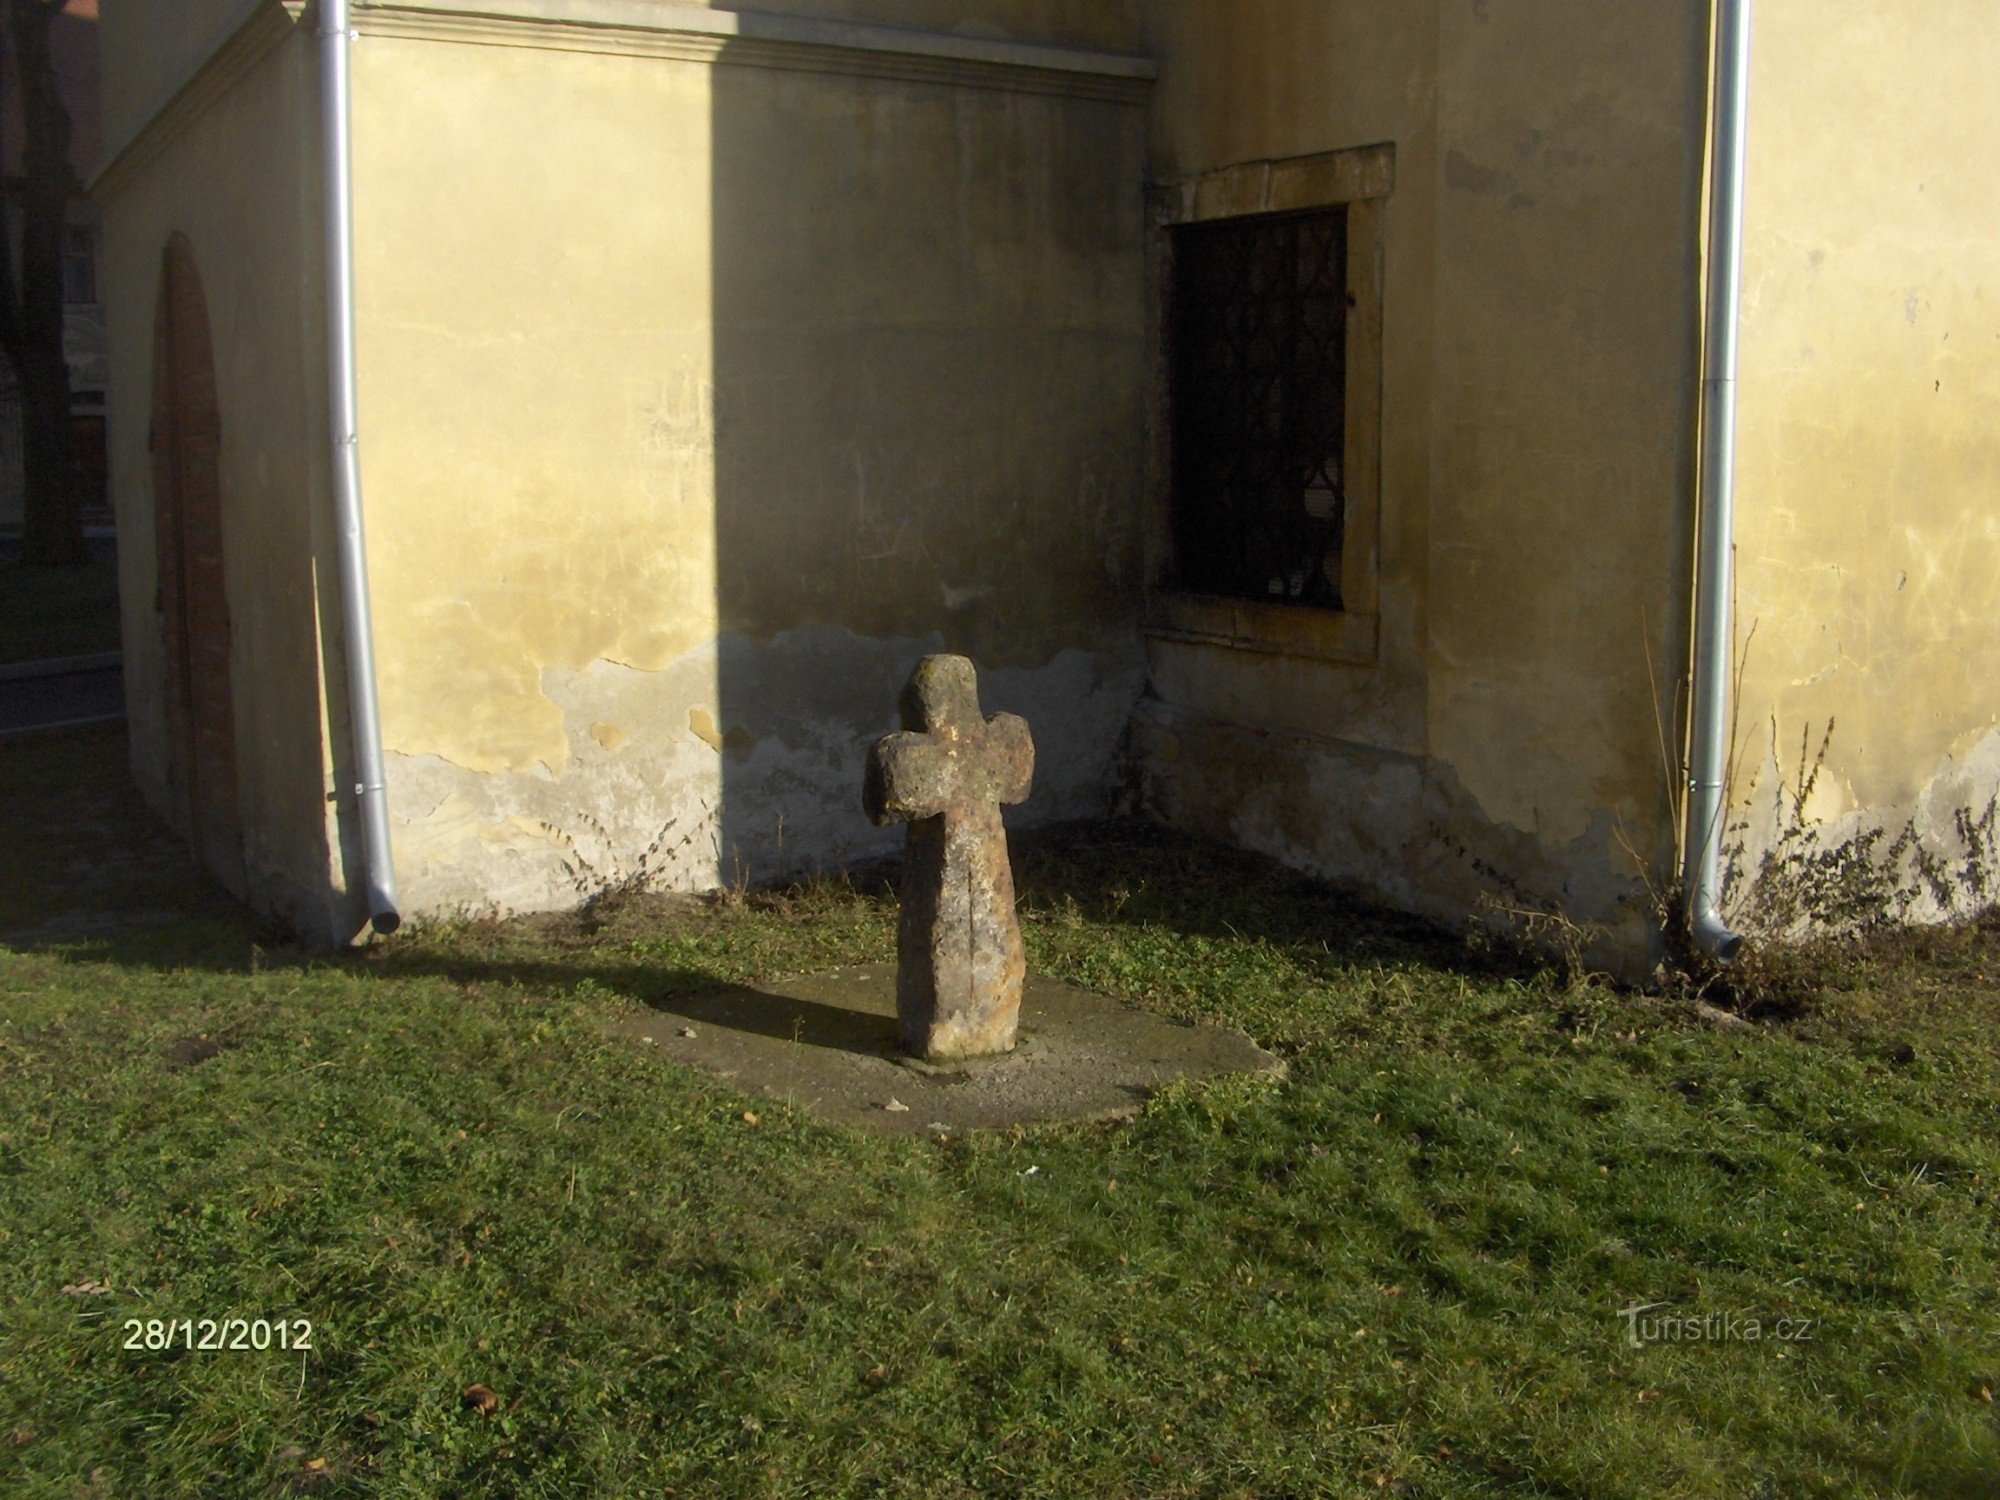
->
16;332;78;565
1;0;83;568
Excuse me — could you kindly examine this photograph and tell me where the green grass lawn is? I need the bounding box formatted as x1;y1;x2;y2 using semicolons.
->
2;727;1997;1497
0;547;122;665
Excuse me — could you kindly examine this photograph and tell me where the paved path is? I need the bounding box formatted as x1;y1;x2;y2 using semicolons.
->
0;654;125;736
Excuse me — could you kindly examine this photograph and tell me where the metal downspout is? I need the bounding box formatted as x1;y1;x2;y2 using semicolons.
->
1684;0;1752;961
319;0;400;934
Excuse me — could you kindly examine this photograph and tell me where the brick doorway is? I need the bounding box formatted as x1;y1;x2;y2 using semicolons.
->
150;234;243;891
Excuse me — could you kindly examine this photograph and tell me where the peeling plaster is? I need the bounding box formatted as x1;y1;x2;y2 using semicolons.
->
1131;700;1665;975
1727;720;2000;933
687;707;724;752
387;626;1142;919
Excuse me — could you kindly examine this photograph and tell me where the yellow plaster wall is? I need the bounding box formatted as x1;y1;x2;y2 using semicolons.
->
1427;0;1708;849
96;20;344;933
348;24;1150;914
350;35;721;778
703;60;1147;657
1729;0;2000;919
1138;0;1710;952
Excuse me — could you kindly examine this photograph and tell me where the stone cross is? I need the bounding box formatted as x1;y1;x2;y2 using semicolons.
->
863;655;1034;1061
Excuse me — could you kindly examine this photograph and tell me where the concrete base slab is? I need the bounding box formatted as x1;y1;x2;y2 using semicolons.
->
610;963;1283;1134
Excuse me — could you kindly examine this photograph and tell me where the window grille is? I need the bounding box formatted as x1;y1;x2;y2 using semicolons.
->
1170;207;1348;607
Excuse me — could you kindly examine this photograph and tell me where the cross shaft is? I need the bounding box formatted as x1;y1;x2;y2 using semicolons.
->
863;655;1033;1060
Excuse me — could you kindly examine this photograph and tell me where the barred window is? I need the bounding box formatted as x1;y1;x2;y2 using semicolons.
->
1170;206;1349;609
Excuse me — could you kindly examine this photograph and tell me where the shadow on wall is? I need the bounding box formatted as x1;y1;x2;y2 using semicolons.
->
143;222;336;939
705;47;1153;892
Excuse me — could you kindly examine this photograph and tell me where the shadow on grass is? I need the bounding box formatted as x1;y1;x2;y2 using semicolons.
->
1009;818;1520;976
2;722;1549;1010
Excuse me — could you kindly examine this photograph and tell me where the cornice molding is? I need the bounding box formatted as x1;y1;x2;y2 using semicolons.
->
90;1;1151;204
90;0;310;205
352;0;1155;103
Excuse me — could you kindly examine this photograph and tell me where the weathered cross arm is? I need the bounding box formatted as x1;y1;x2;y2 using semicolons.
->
970;715;1034;808
863;733;954;826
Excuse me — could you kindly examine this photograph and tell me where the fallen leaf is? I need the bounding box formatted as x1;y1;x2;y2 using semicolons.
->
461;1384;501;1415
882;1099;910;1113
741;1112;759;1126
303;1458;329;1473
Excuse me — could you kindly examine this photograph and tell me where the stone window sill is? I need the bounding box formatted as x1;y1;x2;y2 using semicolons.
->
1145;591;1378;665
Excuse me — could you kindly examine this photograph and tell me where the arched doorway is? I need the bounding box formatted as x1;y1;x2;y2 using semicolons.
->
151;234;242;889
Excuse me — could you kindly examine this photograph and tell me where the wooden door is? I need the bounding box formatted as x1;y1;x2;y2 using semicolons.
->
151;235;243;889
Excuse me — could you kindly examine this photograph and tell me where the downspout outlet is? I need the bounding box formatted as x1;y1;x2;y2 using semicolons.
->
1690;901;1743;964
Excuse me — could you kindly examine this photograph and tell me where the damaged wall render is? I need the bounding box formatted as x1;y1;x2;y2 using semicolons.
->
1134;0;1710;968
392;629;1141;914
348;6;1153;923
99;0;1999;953
1724;0;2000;935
